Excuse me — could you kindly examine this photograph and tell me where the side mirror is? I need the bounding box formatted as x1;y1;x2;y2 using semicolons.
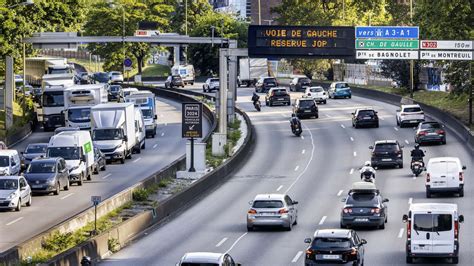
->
360;239;367;245
458;215;464;223
81;155;86;162
341;198;346;202
369;146;374;149
402;214;409;223
248;200;253;205
383;198;389;203
20;152;24;155
304;238;312;244
351;112;354;115
396;109;401;112
154;115;158;120
462;166;466;170
123;135;128;142
292;200;299;205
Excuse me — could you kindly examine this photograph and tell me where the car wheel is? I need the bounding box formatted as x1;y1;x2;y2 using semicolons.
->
375;122;379;128
379;222;385;229
87;170;92;181
101;163;106;171
406;256;413;264
120;158;125;164
54;182;60;195
452;257;459;264
126;151;132;159
269;101;273;107
93;165;99;174
64;179;70;190
137;145;141;154
352;260;359;266
349;95;352;99
340;222;345;229
399;163;403;169
354;123;358;128
459;188;464;197
285;221;292;231
426;189;431;198
396;118;400;126
142;141;146;149
77;174;83;186
442;140;447;145
324;100;327;104
315;114;319;119
15;199;21;211
26;194;32;207
247;225;254;232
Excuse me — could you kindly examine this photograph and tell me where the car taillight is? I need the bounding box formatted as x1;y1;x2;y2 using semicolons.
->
436;130;445;134
400;112;406;116
396;150;402;157
426;173;430;182
248;209;257;214
407;221;411;238
279;208;289;214
271;92;275;97
371;208;381;214
459;172;464;181
454;221;459;238
305;249;313;255
307;93;311;96
343;208;352;214
419;131;427;136
350;248;357;255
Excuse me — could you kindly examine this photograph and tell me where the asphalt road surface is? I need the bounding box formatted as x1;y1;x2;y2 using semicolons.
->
0;96;210;253
102;84;473;266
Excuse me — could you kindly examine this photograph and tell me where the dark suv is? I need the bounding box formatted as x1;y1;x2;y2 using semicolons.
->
304;229;366;266
255;77;278;93
265;88;290;106
341;189;389;229
289;76;311;92
414;121;446;145
108;85;122;102
164;75;185;89
370;140;404;168
24;157;69;195
352;108;379;128
293;98;319;119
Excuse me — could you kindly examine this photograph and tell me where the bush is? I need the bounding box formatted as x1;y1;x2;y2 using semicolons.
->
132;188;149;201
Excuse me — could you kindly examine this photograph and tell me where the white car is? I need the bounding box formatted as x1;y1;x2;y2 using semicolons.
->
396;104;425;127
203;78;220;92
177;252;239;266
109;71;124;82
425;157;466;198
0;176;32;211
247;193;298;231
303;86;328;104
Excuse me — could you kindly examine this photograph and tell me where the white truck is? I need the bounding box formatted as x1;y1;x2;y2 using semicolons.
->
41;73;75;131
125;91;157;138
47;131;95;186
64;84;109;130
90;103;136;164
171;64;195;85
238;58;269;87
25;57;72;86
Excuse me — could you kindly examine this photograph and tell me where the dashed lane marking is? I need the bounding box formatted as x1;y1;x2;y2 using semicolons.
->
394;127;399;131
302;149;306;154
337;190;344;196
405;140;409;145
294;165;300;171
216;237;228;247
319;216;327;225
409;198;413;205
102;174;112;180
153;144;158;149
350;137;354;141
60;193;74;200
6;217;24;226
398;228;405;238
291;251;303;263
133;157;142;163
350;168;354;175
340;124;346;129
353;152;357;157
276;185;283;192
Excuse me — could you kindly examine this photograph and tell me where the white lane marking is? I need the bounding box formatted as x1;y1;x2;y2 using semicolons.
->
405;140;409;145
413;175;417;180
398;228;405;238
152;144;158;149
337;190;344;196
379;117;385;120
164;122;168;126
350;168;354;175
285;123;315;194
394;127;399;131
102;173;112;180
340;124;346;129
350;137;354;142
224;232;247;254
294;165;300;171
6;217;24;226
133;157;142;163
319;216;327;225
353;151;357;157
60;193;74;200
302;149;306;154
161;132;165;137
280;113;286;117
408;198;413;205
291;251;303;263
301;136;304;140
276;185;283;192
325;114;331;118
216;237;228;247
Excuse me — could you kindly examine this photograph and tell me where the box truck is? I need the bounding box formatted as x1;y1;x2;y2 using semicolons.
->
171;64;195;85
25;57;72;86
64;84;109;130
91;103;136;164
125;91;157;138
41;73;75;131
238;58;269;87
47;131;95;185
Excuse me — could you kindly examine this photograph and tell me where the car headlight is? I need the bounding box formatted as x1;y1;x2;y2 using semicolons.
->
7;192;17;200
146;125;154;129
115;144;125;152
44;117;49;121
69;166;79;172
47;178;56;184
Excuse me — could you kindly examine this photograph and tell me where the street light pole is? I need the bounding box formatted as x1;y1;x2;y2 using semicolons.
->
409;0;414;99
122;6;125;77
258;0;261;25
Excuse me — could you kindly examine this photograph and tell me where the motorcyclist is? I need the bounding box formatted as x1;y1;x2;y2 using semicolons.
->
251;92;260;106
290;113;301;131
360;161;376;181
410;144;425;167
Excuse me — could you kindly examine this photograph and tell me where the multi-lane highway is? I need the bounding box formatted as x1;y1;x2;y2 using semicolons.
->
102;85;473;265
0;96;210;253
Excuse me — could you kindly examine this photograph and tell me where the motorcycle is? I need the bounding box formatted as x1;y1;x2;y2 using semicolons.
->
411;160;424;177
253;100;261;112
291;122;302;136
360;169;375;183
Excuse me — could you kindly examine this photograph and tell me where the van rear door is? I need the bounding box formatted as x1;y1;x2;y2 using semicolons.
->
429;161;448;189
431;212;455;254
411;213;433;254
446;161;460;188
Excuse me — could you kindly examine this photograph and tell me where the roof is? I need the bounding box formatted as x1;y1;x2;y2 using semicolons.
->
0;150;19;156
30;157;60;163
0;176;21;180
309;86;323;89
92;102;134;110
428;157;461;163
401;104;421;108
350;182;377;191
374;140;398;144
409;203;457;212
254;194;286;201
355;107;376;112
26;143;48;147
180;252;223;263
314;229;351;238
122;88;139;91
65;84;107;91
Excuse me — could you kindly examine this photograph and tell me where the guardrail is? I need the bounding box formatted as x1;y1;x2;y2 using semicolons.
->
0;88;216;265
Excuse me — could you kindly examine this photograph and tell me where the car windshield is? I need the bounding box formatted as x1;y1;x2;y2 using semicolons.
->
110;86;121;92
0;179;18;190
357;110;375;117
92;128;124;141
347;193;378;206
312;238;351;249
111;73;121;77
42;91;64;107
67;108;91;122
404;107;422;112
210;79;219;83
172;76;182;81
49;68;69;75
299;100;315;108
94;73;110;83
0;156;9;167
335;83;349;88
47;147;81;160
421;123;442;129
141;109;153;119
300;78;311;83
26;144;47;154
413;214;452;232
374;143;399;152
272;89;287;96
310;87;323;92
27;162;56;173
180;263;219;266
264;78;277;84
252;200;284;208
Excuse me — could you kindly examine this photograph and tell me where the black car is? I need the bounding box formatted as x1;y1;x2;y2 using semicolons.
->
77;72;90;84
370;140;404;168
340;188;389;229
304;229;366;266
289;76;312;92
293;98;319;119
21;143;48;170
108;85;123;102
265;88;291;106
164;75;185;89
32;87;43;103
414;121;446;145
255;77;278;93
24;157;69;195
93;147;107;174
352;108;379;128
91;72;111;84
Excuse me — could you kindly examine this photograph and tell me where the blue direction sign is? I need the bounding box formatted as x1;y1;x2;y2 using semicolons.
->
123;58;133;67
356;26;419;39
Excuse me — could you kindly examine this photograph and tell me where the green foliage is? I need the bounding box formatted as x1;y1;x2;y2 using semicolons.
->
132;188;150;201
169;0;213;35
158;178;172;188
380;60;421;92
108;238;120;253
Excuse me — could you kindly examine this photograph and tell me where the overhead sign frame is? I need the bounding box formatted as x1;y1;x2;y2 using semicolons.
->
355;26;419;39
182;102;203;138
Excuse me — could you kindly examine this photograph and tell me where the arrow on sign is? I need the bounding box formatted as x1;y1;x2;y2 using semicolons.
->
189;125;195;130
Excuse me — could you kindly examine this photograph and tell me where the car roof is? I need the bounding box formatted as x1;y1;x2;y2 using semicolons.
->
420;121;441;125
298;98;315;102
0;176;21;180
355;107;375;112
180;252;223;263
309;86;323;89
31;157;60;163
350;182;377;192
374;140;398;145
427;157;461;164
314;229;351;238
0;150;18;156
254;194;286;201
269;87;286;91
401;104;421;108
409;203;457;213
27;143;48;147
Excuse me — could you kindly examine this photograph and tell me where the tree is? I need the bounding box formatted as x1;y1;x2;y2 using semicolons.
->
168;0;213;34
381;60;421;91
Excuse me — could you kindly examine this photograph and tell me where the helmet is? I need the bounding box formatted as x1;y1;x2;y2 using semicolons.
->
364;161;371;166
291;113;296;118
414;144;420;149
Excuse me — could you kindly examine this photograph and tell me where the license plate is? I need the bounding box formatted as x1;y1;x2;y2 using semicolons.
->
355;218;369;222
278;98;284;101
410;120;418;123
414;245;430;251
428;132;437;135
382;158;392;161
31;185;42;188
363;117;372;120
304;110;311;113
107;156;113;159
322;254;340;259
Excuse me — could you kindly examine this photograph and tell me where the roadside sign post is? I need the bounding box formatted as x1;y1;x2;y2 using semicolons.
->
91;196;101;235
123;58;133;82
182;103;203;172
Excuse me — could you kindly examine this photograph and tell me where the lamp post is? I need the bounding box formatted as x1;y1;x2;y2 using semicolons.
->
107;0;126;75
409;0;414;98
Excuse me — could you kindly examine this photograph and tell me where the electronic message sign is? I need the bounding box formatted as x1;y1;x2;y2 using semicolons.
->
248;25;355;58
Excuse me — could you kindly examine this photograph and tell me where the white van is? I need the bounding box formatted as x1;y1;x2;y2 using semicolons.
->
425;157;466;198
0;150;21;176
47;131;95;185
133;108;146;153
403;203;464;264
171;64;195;85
